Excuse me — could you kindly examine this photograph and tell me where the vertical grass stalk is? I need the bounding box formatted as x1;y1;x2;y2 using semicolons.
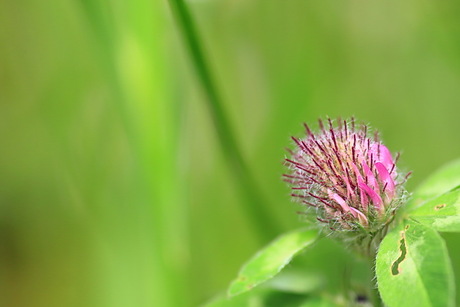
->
168;0;280;241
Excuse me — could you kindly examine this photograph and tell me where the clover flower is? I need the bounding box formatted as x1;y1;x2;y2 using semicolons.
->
285;118;409;234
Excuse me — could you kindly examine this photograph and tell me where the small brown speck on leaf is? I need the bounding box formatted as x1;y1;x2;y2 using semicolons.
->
435;204;446;211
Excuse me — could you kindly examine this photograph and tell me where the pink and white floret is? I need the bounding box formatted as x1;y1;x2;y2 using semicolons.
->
285;118;409;232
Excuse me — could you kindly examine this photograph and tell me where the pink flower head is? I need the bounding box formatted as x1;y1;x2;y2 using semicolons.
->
285;118;409;232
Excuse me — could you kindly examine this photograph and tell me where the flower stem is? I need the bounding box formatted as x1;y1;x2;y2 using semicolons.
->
370;283;383;307
370;287;383;307
368;251;383;307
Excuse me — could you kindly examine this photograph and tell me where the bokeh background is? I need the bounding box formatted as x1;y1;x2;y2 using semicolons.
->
1;0;460;306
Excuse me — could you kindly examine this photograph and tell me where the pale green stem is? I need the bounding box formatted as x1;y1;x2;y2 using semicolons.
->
167;0;280;241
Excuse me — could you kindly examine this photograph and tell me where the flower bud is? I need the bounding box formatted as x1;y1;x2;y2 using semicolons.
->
285;118;409;235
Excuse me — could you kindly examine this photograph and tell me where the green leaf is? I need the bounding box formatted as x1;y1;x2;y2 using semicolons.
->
266;268;324;294
204;289;267;307
376;220;455;307
410;187;460;232
299;296;338;307
409;159;460;210
206;288;314;307
228;228;318;297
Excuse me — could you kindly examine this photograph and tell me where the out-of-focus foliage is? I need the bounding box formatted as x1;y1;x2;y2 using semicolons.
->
0;0;183;306
1;0;460;306
409;158;460;206
228;228;317;297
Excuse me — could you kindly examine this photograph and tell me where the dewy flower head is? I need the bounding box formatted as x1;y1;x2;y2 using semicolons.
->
285;118;409;234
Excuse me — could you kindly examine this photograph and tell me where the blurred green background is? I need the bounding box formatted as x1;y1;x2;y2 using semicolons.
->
1;0;460;306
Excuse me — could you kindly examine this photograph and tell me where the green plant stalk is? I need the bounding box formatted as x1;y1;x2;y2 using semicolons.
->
78;2;185;306
168;0;280;241
368;240;383;307
369;288;383;307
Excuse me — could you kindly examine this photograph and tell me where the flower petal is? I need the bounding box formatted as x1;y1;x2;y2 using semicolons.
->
358;178;383;213
350;207;368;226
328;191;351;213
375;162;395;198
362;161;377;190
351;162;369;209
370;144;393;170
